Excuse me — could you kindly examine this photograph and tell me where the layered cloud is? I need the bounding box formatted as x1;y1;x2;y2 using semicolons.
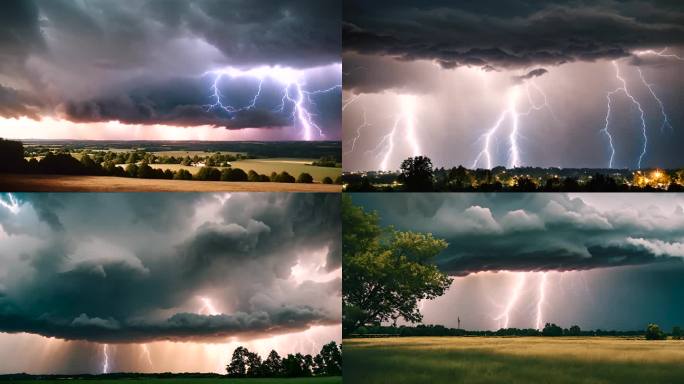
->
350;193;684;276
0;193;341;343
0;0;341;134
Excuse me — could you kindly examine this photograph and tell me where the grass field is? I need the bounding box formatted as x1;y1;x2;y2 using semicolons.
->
148;159;341;182
344;337;684;384
0;174;341;192
7;378;341;384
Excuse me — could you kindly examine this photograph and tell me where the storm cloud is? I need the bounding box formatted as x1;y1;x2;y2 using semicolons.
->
343;0;684;72
0;0;341;134
0;193;341;343
350;193;684;276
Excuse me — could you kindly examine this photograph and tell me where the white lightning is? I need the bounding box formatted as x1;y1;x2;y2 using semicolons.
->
204;65;340;141
633;47;684;61
141;344;153;367
606;60;648;169
535;272;548;330
370;95;421;171
199;296;220;315
602;89;619;168
102;344;109;374
401;95;421;157
0;193;19;214
636;67;673;132
472;112;506;169
344;109;369;155
377;115;401;171
495;272;527;329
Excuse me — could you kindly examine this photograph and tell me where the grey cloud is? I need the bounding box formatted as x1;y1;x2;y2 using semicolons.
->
350;193;684;276
0;193;340;343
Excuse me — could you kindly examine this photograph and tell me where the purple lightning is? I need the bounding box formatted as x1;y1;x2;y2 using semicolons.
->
204;65;340;141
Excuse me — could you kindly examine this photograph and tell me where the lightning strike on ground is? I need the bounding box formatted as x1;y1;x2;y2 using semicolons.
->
535;272;548;330
102;344;109;374
495;272;527;329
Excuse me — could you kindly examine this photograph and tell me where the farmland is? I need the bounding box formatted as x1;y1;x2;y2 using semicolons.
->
344;337;684;384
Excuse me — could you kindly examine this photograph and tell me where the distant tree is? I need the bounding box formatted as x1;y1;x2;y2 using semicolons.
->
568;325;581;336
270;171;278;182
315;341;341;376
125;163;139;178
196;166;221;181
126;152;138;164
221;168;248;181
399;156;434;191
163;169;174;179
0;139;26;173
136;163;154;179
274;171;295;183
245;351;263;377
334;176;343;185
297;172;314;183
645;323;666;340
322;176;333;184
248;170;261;182
672;326;682;340
174;169;193;180
542;323;563;336
262;350;284;377
226;346;249;377
342;195;451;335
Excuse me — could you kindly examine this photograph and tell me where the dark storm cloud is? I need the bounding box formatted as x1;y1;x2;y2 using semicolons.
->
343;0;684;70
350;194;684;276
0;193;340;343
0;85;44;120
0;0;341;131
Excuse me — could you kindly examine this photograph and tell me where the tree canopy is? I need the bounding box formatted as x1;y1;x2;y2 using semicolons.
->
342;195;451;335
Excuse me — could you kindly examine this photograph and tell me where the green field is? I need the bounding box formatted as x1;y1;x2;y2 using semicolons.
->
8;378;341;384
344;337;684;384
148;159;340;183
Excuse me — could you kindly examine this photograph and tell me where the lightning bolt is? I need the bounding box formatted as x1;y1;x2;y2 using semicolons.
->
141;344;153;367
495;272;527;329
601;89;619;168
604;60;648;169
198;296;220;315
102;344;109;374
473;80;556;169
344;108;369;155
204;65;340;141
342;94;362;111
369;95;421;171
535;272;548;330
0;193;19;214
633;47;684;61
636;67;673;132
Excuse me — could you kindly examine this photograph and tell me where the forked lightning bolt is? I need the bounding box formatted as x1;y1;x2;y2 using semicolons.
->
603;61;648;169
535;272;548;330
102;344;110;374
637;67;673;132
345;109;369;155
204;66;340;141
369;95;420;171
495;272;527;329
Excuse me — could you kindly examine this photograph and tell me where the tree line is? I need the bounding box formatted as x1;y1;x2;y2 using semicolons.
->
350;323;683;339
0;139;342;184
343;156;684;192
226;341;341;378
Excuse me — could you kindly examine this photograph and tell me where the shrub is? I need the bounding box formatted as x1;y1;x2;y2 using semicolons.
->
221;168;248;182
174;169;193;180
322;177;333;184
645;323;666;340
274;171;295;183
297;173;314;183
196;166;221;181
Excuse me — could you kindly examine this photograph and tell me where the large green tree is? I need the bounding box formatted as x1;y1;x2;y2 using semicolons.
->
342;195;452;335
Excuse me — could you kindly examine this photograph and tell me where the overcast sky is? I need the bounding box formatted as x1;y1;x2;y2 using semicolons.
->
342;0;684;170
0;0;342;141
0;193;341;374
350;193;684;331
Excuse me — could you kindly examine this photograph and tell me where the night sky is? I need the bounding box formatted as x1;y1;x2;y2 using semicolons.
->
0;193;341;373
0;0;342;141
343;0;684;170
350;193;684;331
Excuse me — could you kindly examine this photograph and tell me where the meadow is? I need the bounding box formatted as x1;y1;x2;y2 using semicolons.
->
7;378;341;384
344;337;684;384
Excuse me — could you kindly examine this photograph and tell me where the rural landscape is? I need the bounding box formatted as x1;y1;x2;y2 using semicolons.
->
343;194;684;383
0;139;341;191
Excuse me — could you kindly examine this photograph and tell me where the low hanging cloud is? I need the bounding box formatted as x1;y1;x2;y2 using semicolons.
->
343;0;684;71
0;0;341;133
350;193;684;276
0;193;341;343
